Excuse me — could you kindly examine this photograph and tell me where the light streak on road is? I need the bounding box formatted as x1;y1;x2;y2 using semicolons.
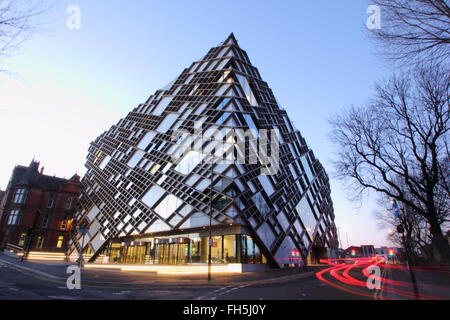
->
316;256;449;300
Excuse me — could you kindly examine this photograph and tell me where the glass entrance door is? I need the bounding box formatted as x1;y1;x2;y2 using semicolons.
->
155;243;188;264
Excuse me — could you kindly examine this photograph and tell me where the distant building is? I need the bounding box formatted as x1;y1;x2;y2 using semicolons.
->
344;245;376;258
0;160;80;252
344;246;361;257
360;245;376;257
375;246;399;263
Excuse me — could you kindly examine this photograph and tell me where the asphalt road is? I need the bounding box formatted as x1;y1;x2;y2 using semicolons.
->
0;263;214;300
195;272;371;300
0;262;372;300
1;258;448;300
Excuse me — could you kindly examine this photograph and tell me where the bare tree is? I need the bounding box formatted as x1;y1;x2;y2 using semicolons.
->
0;0;57;71
329;64;450;262
373;188;437;263
369;0;450;66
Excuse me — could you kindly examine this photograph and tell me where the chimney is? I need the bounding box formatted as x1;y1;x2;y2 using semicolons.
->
40;167;44;175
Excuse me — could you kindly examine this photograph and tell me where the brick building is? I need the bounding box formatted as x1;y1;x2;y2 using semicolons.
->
0;160;80;252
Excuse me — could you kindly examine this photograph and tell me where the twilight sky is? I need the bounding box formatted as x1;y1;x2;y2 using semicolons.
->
0;0;395;247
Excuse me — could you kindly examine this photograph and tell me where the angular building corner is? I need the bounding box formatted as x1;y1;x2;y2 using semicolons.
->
68;33;339;268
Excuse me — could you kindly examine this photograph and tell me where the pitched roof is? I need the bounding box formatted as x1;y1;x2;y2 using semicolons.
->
8;160;78;192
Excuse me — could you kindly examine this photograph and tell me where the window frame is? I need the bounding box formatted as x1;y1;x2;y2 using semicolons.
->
13;188;27;204
7;209;21;225
47;194;56;208
65;196;73;210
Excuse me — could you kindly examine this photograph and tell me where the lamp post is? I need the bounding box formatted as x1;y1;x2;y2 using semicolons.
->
76;225;88;268
208;162;213;282
22;210;41;262
391;200;420;299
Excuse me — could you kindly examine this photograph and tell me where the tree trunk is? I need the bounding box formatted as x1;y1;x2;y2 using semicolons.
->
428;219;450;263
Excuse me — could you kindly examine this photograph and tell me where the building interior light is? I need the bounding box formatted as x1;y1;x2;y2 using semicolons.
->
84;263;243;274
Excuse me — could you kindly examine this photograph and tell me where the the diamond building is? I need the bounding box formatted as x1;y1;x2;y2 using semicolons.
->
69;34;338;269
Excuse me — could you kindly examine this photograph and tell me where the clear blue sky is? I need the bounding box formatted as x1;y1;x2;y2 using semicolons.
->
0;0;394;247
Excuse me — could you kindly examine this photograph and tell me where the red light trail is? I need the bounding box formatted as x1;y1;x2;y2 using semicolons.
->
315;256;449;300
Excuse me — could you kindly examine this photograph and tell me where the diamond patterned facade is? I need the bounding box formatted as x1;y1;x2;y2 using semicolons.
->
69;34;338;268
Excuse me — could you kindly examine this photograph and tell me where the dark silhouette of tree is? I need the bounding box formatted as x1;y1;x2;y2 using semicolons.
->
369;0;450;66
0;0;57;71
329;64;450;262
373;186;441;264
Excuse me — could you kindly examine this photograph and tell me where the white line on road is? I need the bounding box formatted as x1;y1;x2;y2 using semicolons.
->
48;296;78;300
112;291;132;295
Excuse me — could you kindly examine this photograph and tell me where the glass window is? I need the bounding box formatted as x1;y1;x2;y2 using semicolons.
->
141;185;166;208
174;151;205;175
239;235;266;264
216;98;231;110
179;212;213;228
242;114;257;131
154;194;183;219
36;236;44;249
223;235;237;263
236;74;258;106
297;196;317;237
7;209;21;225
56;236;64;248
152;96;172;116
42;214;50;228
214;178;232;192
301;155;314;182
210;236;223;263
190;237;203;263
156;114;178;133
252;192;270;216
65;196;73;210
127;150;145;169
99;155;111;170
258;175;275;196
137;131;156;150
13;188;27;204
212;195;232;211
18;233;26;247
149;164;161;175
215;84;231;96
47;194;55;208
215;112;232;125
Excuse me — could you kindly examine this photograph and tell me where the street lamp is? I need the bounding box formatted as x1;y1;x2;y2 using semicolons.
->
76;225;88;268
22;210;41;262
208;160;213;282
390;200;420;299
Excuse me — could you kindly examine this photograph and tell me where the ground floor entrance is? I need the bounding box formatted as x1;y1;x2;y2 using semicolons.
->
100;229;268;265
154;239;189;265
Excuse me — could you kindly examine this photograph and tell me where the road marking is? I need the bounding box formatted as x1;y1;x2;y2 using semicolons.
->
48;296;78;300
197;284;249;300
9;288;19;291
112;291;132;295
374;266;388;300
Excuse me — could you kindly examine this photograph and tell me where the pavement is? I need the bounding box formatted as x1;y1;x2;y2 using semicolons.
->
1;253;448;300
0;253;324;289
379;264;450;300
